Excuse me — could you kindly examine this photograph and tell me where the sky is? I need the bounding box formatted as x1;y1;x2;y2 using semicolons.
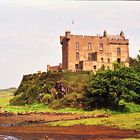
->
0;0;140;89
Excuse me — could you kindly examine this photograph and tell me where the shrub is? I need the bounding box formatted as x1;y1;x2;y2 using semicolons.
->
85;66;140;110
62;92;84;108
42;94;52;104
125;102;140;112
49;100;62;109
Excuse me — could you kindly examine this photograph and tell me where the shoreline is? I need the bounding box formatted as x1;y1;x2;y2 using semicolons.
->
0;125;140;140
0;112;140;140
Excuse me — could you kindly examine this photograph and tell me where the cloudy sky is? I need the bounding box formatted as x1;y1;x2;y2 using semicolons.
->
0;0;140;88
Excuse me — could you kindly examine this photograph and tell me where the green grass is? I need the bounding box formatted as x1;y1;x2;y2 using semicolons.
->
125;103;140;113
49;112;140;130
3;104;107;115
2;103;140;130
3;104;54;113
0;88;16;106
1;88;140;131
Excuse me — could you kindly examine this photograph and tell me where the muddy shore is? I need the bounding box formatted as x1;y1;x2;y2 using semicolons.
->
0;125;140;140
0;112;140;140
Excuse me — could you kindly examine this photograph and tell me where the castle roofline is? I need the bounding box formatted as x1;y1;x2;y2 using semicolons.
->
108;35;124;40
62;31;127;39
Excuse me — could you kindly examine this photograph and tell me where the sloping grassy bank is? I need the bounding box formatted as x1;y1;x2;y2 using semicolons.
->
49;112;140;130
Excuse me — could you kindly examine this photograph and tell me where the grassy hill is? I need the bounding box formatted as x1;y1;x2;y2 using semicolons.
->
0;88;16;106
10;71;90;108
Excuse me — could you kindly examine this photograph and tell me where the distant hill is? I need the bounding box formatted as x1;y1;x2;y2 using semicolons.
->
0;87;17;93
0;88;17;106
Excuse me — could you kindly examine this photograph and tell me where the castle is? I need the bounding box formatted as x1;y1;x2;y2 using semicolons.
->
47;31;129;72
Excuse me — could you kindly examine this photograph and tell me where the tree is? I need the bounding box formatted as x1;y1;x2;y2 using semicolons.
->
85;66;140;110
129;50;140;73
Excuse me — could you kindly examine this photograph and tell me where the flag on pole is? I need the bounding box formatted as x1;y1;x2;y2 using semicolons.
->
72;20;74;24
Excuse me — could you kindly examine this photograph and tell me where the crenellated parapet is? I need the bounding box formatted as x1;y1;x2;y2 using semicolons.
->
108;39;129;45
47;63;62;72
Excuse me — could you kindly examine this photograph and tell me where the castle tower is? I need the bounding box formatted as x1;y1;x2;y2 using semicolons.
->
103;30;107;37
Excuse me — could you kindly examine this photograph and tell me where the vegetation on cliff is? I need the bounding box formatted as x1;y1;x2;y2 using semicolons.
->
85;66;140;111
129;50;140;73
10;71;90;108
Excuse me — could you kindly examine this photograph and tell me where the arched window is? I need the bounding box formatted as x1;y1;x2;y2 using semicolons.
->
88;43;92;50
108;58;110;63
76;52;79;60
75;42;79;50
117;48;121;56
100;43;103;51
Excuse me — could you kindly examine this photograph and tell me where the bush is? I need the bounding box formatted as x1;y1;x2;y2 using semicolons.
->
62;92;84;108
42;94;52;105
49;100;62;109
10;92;26;105
85;66;140;110
125;102;140;113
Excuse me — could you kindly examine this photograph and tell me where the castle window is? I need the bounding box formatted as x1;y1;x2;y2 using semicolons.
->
88;43;92;50
75;64;79;69
117;58;121;63
75;42;79;50
88;53;92;61
93;52;97;61
88;52;97;61
93;65;96;69
101;57;104;62
117;48;121;56
108;58;110;63
100;43;103;51
76;52;79;60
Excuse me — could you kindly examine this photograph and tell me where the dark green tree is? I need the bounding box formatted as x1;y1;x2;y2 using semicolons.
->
129;50;140;73
85;66;140;110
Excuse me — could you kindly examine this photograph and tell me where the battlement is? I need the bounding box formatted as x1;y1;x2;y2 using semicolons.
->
47;63;62;72
61;31;128;42
109;39;129;45
70;34;98;39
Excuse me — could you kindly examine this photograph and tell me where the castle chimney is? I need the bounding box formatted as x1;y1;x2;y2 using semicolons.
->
103;30;107;37
120;31;125;39
60;36;63;44
65;31;70;40
47;65;50;71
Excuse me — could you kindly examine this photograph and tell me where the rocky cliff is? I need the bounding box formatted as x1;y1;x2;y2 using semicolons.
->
10;71;90;108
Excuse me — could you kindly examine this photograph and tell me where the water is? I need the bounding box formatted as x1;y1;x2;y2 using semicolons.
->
0;135;20;140
0;134;96;140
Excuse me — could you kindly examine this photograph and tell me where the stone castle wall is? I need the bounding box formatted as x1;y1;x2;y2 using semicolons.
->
60;31;129;71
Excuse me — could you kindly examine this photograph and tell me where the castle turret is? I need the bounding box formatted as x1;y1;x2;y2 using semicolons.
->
120;31;125;39
60;36;63;44
65;31;70;40
103;30;107;37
